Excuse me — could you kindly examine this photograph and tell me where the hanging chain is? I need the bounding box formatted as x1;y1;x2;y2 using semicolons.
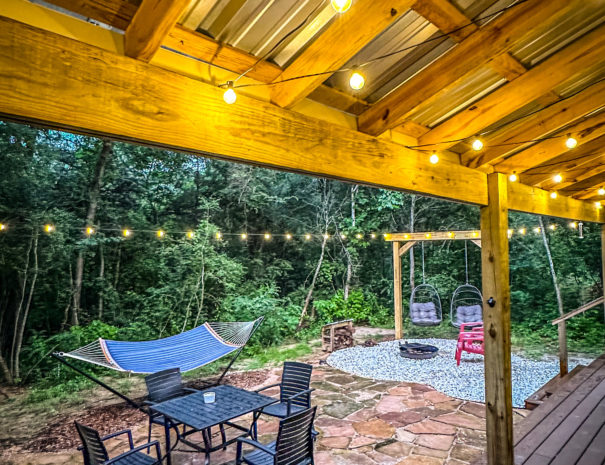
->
465;240;469;284
421;241;426;284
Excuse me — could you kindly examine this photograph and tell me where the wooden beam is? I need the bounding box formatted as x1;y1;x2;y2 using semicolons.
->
419;24;605;149
471;239;482;248
40;0;138;30
124;0;191;61
411;0;477;42
533;152;605;191
462;80;605;169
393;241;403;340
269;0;414;109
488;52;527;82
481;173;513;465
561;171;605;198
399;241;417;257
507;182;604;223
386;230;480;241
493;111;605;174
0;16;489;206
357;0;580;136
551;297;605;325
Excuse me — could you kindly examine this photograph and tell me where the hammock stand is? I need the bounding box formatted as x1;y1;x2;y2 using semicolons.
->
52;317;263;411
451;241;483;327
409;242;443;326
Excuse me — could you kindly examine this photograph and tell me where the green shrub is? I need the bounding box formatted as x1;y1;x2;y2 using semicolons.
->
313;290;391;326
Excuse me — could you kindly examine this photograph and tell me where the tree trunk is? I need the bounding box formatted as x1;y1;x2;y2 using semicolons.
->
72;140;113;326
10;232;33;376
298;233;329;328
344;185;358;300
98;242;105;319
409;195;416;290
539;217;564;316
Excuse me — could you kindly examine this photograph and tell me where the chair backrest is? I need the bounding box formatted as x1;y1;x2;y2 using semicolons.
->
456;305;483;325
410;283;442;326
74;422;109;465
280;361;313;408
145;367;184;403
275;406;316;465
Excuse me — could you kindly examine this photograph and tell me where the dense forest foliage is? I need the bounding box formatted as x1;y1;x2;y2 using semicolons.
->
0;121;603;392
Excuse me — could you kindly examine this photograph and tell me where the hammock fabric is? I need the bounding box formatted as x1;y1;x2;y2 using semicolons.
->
60;320;259;374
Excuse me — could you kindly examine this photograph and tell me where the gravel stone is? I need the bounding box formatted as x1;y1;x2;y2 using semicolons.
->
327;338;590;407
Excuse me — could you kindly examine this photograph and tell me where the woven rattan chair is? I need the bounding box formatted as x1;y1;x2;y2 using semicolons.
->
75;422;161;465
236;406;317;465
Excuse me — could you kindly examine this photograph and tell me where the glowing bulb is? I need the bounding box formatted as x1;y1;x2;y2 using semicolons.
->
44;224;55;233
349;71;365;90
471;138;484;151
264;233;271;240
355;233;363;239
341;233;347;239
216;232;222;240
472;231;479;238
429;152;439;164
518;228;526;235
598;188;605;196
156;230;165;238
187;231;195;239
533;227;541;234
331;0;352;13
550;191;558;199
0;223;5;231
507;229;513;237
223;81;236;104
596;201;602;209
286;233;292;240
403;234;410;240
122;229;131;237
565;135;577;149
447;232;454;238
85;227;94;236
241;233;248;240
383;233;389;239
549;224;556;231
509;173;518;182
370;233;376;239
323;234;330;240
305;234;311;240
553;174;563;183
569;221;578;229
425;233;432;239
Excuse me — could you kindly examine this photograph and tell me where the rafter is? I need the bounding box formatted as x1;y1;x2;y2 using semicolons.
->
419;24;605;149
357;0;580;136
269;0;414;109
561;172;605;198
546;158;605;193
462;80;605;169
124;0;190;61
40;0;137;30
493;111;605;174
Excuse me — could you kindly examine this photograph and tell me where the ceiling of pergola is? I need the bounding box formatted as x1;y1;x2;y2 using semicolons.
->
21;0;605;200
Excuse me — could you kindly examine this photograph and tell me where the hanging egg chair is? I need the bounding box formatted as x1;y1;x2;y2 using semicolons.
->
409;242;443;326
451;241;483;327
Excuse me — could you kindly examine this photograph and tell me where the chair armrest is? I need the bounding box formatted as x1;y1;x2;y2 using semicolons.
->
236;437;276;456
100;429;134;449
286;388;315;415
183;387;199;393
255;383;281;393
105;441;161;465
460;322;483;331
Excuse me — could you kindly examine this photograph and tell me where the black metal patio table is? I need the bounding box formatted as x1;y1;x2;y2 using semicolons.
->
150;384;277;465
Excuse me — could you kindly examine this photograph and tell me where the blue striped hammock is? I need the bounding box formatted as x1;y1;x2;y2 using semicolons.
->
60;319;259;374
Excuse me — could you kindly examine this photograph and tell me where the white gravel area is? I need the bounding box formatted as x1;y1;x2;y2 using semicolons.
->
327;338;593;408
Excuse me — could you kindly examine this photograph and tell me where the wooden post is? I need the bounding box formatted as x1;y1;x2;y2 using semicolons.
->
558;321;568;376
393;241;403;340
480;173;514;465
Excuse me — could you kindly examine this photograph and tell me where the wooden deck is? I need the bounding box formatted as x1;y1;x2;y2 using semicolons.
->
513;354;605;464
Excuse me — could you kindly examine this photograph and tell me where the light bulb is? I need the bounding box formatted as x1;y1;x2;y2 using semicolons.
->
509;173;518;182
569;221;578;229
471;138;483;151
403;234;410;240
305;234;311;240
507;229;513;237
425;233;432;239
156;230;165;238
598;187;605;196
370;233;376;239
549;224;556;231
533;227;541;234
323;234;330;240
518;228;526;235
565;135;577;149
553;174;563;183
355;233;363;239
223;81;236;104
472;231;479;237
349;71;365;90
85;226;94;236
44;224;55;233
286;233;292;240
0;223;5;231
341;233;347;239
429;152;439;164
331;0;352;13
241;233;248;240
447;232;454;238
264;233;271;240
187;231;195;239
216;232;222;240
596;201;602;209
122;229;131;237
550;191;558;199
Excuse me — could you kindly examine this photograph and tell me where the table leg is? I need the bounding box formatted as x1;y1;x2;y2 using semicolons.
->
164;418;171;465
251;410;262;440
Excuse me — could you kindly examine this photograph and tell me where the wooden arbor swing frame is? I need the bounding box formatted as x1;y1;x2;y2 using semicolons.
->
387;231;482;339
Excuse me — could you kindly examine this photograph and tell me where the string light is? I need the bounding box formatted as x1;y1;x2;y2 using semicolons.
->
264;233;271;240
429;152;439;164
355;233;363;239
223;81;236;105
187;231;195;239
598;187;605;196
323;234;330;240
349;69;365;90
565;134;578;149
122;228;131;237
448;232;455;238
241;233;248;240
471;138;484;151
370;233;376;239
425;233;432;239
533;227;541;234
518;228;526;235
569;221;578;229
216;231;222;240
0;223;5;231
550;191;558;199
509;173;518;182
549;224;556;231
403;234;410;240
331;0;352;13
156;230;165;238
596;201;602;210
340;233;347;239
286;233;292;240
507;229;513;238
472;231;479;237
553;174;563;183
305;234;311;240
44;224;55;233
85;226;95;236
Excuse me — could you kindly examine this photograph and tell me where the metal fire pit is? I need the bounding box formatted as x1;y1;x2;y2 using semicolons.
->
399;342;439;359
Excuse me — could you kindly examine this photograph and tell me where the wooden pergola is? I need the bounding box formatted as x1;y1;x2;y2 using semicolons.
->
1;1;604;464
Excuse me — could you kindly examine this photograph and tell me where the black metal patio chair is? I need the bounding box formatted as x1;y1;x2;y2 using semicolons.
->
145;367;226;451
75;421;161;465
255;361;314;420
236;406;317;465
